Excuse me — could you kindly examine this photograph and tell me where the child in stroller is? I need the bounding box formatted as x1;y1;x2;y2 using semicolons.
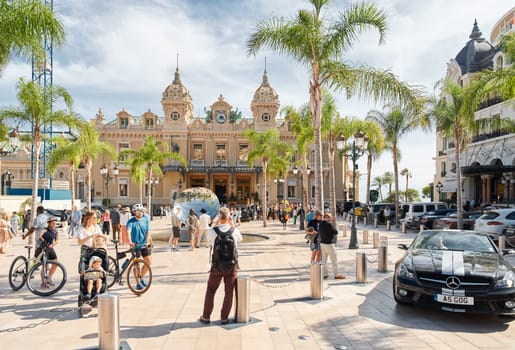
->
78;245;108;309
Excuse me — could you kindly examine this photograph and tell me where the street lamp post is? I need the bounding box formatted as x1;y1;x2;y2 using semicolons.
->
150;177;159;220
436;181;443;202
336;130;368;249
99;163;119;208
503;174;512;208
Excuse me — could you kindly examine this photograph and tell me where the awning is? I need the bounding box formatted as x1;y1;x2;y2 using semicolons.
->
441;180;457;193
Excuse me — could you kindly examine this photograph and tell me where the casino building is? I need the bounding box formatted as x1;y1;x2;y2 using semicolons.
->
434;7;515;206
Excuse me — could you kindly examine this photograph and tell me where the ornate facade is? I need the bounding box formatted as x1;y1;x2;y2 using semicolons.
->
434;8;515;206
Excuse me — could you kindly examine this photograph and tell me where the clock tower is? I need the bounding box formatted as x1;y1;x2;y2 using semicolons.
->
251;68;280;131
161;66;194;129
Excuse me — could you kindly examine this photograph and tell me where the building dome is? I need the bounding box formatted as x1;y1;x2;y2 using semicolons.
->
455;20;497;74
162;68;192;103
252;69;279;104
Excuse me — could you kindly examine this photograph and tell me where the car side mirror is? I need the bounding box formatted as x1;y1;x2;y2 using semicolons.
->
397;243;408;250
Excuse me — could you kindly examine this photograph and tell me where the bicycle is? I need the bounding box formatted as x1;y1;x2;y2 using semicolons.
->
8;244;67;297
106;239;152;295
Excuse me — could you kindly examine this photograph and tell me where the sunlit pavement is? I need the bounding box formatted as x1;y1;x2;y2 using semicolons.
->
1;216;515;349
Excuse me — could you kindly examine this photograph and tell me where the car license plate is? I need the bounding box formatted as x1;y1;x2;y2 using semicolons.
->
435;293;474;305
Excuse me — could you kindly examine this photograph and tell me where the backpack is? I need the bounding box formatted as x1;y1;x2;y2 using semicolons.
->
211;226;237;272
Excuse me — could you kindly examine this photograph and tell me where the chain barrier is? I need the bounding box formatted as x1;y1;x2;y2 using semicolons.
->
0;306;77;334
250;262;308;288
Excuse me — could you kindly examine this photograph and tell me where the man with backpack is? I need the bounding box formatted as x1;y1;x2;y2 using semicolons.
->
199;207;242;325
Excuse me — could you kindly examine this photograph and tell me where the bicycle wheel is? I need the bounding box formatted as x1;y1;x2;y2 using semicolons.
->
126;258;152;295
8;256;27;291
26;260;67;296
106;256;119;289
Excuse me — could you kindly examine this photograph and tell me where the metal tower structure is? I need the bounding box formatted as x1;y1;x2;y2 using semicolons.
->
31;0;54;200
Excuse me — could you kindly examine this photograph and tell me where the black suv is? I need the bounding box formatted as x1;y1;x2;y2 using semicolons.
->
417;208;457;229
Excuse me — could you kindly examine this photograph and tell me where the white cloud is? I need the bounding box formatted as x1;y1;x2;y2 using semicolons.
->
0;0;513;199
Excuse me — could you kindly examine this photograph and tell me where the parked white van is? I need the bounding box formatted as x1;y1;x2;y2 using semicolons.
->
400;202;448;227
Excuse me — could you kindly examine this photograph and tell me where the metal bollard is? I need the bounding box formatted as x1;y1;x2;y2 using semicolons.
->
499;236;506;251
401;222;406;234
374;217;378;228
310;262;323;300
373;232;380;248
362;229;369;244
378;241;388;273
356;252;367;283
98;293;120;350
236;275;251;323
386;220;391;231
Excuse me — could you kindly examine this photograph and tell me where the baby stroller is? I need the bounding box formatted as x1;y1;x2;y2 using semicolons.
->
78;245;108;316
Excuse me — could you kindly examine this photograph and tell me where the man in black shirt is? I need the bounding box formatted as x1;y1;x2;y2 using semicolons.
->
319;213;345;279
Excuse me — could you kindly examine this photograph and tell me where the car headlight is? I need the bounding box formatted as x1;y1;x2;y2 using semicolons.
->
495;270;515;289
397;263;415;280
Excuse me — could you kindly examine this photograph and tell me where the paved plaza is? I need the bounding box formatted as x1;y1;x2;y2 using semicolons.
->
1;217;515;349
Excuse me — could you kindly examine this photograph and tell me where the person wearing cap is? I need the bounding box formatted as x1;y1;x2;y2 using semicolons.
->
319;213;345;279
34;217;60;288
305;210;323;263
84;255;106;299
127;204;151;290
120;206;131;246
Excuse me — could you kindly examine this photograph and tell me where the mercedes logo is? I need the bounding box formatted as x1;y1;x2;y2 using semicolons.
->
446;276;461;289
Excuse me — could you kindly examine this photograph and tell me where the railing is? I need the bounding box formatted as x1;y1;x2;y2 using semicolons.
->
472;130;511;143
190;160;204;166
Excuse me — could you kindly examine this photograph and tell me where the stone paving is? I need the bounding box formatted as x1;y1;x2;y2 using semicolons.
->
1;216;515;349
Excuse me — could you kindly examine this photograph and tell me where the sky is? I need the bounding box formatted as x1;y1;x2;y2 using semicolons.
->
0;0;513;201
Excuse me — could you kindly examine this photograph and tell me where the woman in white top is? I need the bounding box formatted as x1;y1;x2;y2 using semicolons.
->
77;210;108;249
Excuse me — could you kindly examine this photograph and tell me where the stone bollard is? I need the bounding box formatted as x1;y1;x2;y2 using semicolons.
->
378;239;388;273
236;275;251;323
310;262;323;300
499;236;506;251
342;224;347;238
362;229;369;244
98;293;120;350
364;217;367;225
374;217;378;228
373;232;380;248
401;222;406;234
419;224;425;233
386;220;391;231
356;252;367;283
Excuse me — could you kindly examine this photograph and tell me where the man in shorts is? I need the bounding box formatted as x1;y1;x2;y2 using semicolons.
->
169;207;182;251
127;203;151;290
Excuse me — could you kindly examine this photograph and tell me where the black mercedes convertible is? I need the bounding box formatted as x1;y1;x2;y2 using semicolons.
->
393;229;515;314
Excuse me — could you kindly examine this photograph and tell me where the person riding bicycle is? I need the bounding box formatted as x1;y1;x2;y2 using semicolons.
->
35;217;60;288
126;203;152;290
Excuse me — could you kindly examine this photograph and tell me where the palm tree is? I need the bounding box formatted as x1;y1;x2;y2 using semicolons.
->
47;133;81;210
74;122;115;211
248;0;421;212
244;128;288;227
360;119;385;206
367;106;426;225
121;135;185;214
282;104;313;212
382;171;393;198
0;0;65;75
372;176;385;201
400;168;411;202
0;78;80;221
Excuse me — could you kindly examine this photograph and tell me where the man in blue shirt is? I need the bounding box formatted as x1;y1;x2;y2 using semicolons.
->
127;203;151;290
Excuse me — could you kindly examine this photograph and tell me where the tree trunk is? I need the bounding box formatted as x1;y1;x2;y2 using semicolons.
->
327;136;337;220
70;163;75;210
146;166;153;215
393;143;400;227
30;131;41;223
310;80;324;211
302;153;310;211
366;154;372;206
455;132;463;229
262;160;268;227
85;158;92;210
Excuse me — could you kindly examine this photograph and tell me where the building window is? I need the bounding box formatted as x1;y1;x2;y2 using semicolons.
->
216;144;226;161
310;180;315;199
120;118;128;129
171;112;180;120
287;179;296;198
239;144;248;162
119;143;130;162
119;178;128;197
440;161;446;177
261;113;270;122
145;118;154;129
193;144;204;160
